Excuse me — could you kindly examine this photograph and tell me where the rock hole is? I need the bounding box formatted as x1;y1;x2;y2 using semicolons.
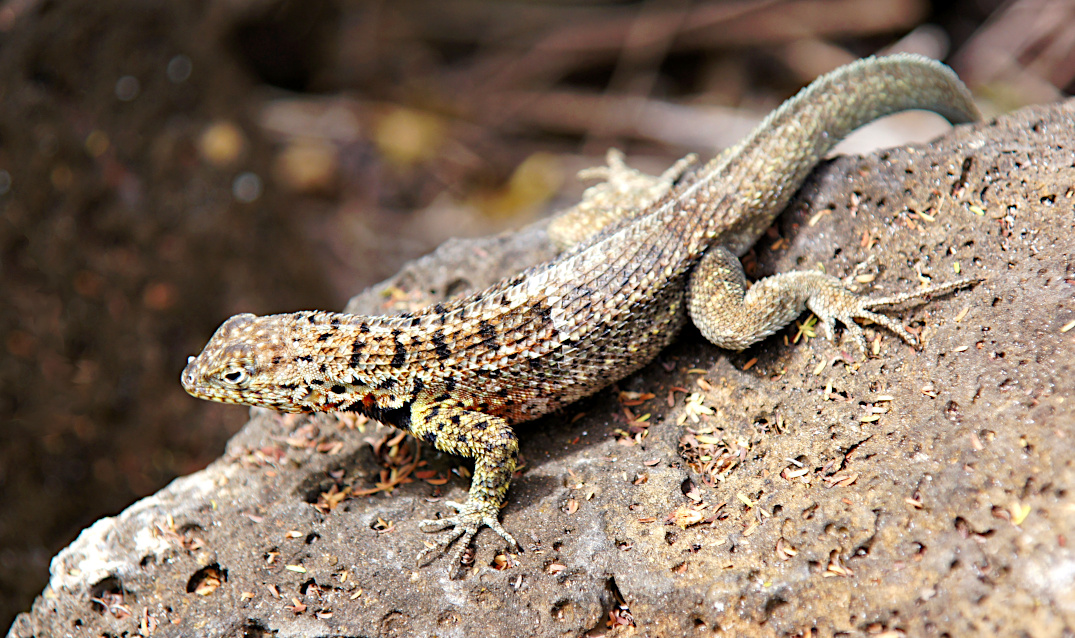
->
762;593;788;620
954;516;969;538
444;277;472;299
602;576;635;630
550;599;577;622
89;576;127;616
186;563;227;595
305;532;320;544
240;619;272;637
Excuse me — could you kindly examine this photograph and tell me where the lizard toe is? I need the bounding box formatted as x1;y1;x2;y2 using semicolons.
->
415;499;518;576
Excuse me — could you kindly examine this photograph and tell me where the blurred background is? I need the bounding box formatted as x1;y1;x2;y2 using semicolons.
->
1;0;1072;627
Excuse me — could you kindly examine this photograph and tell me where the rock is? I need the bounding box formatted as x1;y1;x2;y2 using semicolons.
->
9;101;1075;638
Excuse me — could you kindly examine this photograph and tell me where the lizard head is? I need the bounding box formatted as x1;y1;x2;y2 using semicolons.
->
182;313;316;412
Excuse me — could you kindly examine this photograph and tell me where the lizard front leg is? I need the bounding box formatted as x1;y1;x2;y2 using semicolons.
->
408;393;521;575
687;245;977;354
547;149;698;249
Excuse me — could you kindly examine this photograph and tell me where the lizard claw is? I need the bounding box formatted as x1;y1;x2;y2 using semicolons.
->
416;499;520;577
809;276;981;356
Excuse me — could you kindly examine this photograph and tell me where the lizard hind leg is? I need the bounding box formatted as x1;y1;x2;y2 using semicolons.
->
410;401;521;576
686;246;813;351
687;246;978;355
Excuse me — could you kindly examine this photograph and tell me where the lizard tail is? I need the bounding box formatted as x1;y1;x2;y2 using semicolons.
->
717;53;980;255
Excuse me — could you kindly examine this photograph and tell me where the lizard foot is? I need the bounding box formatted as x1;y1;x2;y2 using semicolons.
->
416;499;520;577
810;276;981;354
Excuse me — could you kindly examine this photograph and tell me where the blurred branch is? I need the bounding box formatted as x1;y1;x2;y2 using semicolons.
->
953;0;1073;106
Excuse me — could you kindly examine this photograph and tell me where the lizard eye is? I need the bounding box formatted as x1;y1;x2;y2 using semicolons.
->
218;365;252;388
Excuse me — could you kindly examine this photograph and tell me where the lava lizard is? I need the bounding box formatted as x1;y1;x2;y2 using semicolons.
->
182;54;981;575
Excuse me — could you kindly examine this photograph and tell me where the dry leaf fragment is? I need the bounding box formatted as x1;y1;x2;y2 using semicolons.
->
669;505;705;529
546;563;566;575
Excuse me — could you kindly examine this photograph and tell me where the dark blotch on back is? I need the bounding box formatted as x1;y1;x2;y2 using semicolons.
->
534;301;553;326
432;330;450;360
391;340;407;368
349;339;365;367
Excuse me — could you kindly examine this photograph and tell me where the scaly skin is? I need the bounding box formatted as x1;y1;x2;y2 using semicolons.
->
182;54;981;575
